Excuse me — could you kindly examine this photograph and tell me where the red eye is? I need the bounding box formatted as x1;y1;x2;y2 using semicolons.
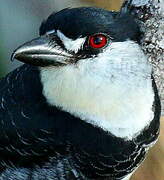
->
89;34;108;49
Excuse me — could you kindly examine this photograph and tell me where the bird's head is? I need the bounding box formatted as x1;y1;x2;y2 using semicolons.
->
12;7;153;138
12;7;141;67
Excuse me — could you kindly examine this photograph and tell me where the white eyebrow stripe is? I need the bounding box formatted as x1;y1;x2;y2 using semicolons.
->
57;30;86;53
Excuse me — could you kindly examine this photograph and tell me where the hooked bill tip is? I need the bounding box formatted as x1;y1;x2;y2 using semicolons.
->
10;52;16;62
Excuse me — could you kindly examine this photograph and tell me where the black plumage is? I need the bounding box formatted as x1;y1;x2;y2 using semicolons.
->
40;7;141;42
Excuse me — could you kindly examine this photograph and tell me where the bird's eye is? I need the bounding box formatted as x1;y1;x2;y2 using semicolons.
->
89;34;108;49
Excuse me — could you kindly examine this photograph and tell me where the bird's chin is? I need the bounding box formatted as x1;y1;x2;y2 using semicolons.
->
11;35;74;67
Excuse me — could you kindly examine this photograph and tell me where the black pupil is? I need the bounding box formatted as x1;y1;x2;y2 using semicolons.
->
93;36;103;44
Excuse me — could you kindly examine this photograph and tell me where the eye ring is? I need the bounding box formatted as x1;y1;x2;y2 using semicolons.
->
88;33;109;49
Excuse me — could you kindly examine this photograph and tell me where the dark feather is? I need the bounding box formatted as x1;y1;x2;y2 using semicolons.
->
0;64;160;179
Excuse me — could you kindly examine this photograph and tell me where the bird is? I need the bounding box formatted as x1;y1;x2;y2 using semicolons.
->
0;6;161;180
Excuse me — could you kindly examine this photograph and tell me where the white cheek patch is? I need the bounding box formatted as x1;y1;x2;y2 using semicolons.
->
57;30;86;53
40;41;154;140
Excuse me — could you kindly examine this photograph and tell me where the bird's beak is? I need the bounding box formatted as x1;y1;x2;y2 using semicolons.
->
11;35;74;67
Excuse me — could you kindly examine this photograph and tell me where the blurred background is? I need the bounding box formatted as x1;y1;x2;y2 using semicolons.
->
0;0;163;180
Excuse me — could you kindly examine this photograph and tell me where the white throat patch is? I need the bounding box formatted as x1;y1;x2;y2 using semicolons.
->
40;40;154;140
57;30;86;53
